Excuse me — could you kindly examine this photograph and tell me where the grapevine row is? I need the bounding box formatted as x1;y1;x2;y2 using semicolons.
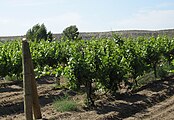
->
0;35;174;106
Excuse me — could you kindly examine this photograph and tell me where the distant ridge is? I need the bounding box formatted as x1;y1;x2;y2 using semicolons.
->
1;29;174;41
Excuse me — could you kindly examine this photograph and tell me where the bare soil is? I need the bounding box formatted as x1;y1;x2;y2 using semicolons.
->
1;75;174;120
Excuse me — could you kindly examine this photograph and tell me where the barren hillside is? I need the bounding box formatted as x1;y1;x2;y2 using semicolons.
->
1;29;174;41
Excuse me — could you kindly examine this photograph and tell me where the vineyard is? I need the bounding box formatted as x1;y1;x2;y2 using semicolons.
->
1;34;174;119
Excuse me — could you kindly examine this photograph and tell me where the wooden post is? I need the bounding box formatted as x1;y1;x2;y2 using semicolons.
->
22;38;42;119
22;39;33;120
29;48;42;119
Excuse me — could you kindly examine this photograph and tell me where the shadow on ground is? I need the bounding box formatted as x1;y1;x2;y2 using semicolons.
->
0;75;174;119
93;75;174;119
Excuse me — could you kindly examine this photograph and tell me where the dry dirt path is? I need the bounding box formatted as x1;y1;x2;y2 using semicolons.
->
0;78;60;120
125;93;174;120
1;76;174;120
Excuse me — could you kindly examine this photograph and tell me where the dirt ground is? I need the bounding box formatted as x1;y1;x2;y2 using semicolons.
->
1;75;174;120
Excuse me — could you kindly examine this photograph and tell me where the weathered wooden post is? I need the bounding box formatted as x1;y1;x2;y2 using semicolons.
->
29;45;42;119
22;39;33;120
22;38;42;120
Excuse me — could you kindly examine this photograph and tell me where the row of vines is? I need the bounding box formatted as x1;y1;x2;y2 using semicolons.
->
0;35;174;106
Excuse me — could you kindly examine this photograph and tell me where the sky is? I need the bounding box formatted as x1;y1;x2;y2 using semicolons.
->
0;0;174;36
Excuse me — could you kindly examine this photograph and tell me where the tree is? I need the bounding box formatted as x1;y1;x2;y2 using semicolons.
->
26;23;53;42
37;24;47;41
47;31;53;42
62;25;81;41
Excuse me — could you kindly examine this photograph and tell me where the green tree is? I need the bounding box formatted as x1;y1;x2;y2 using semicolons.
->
26;23;53;42
47;31;53;42
62;25;81;41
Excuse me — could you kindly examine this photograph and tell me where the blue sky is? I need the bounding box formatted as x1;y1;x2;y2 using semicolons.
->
0;0;174;36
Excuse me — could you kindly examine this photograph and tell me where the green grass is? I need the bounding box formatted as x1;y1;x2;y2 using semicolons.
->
53;96;78;112
133;71;156;90
4;74;22;81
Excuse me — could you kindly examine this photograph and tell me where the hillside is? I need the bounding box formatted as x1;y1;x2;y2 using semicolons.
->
1;29;174;41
